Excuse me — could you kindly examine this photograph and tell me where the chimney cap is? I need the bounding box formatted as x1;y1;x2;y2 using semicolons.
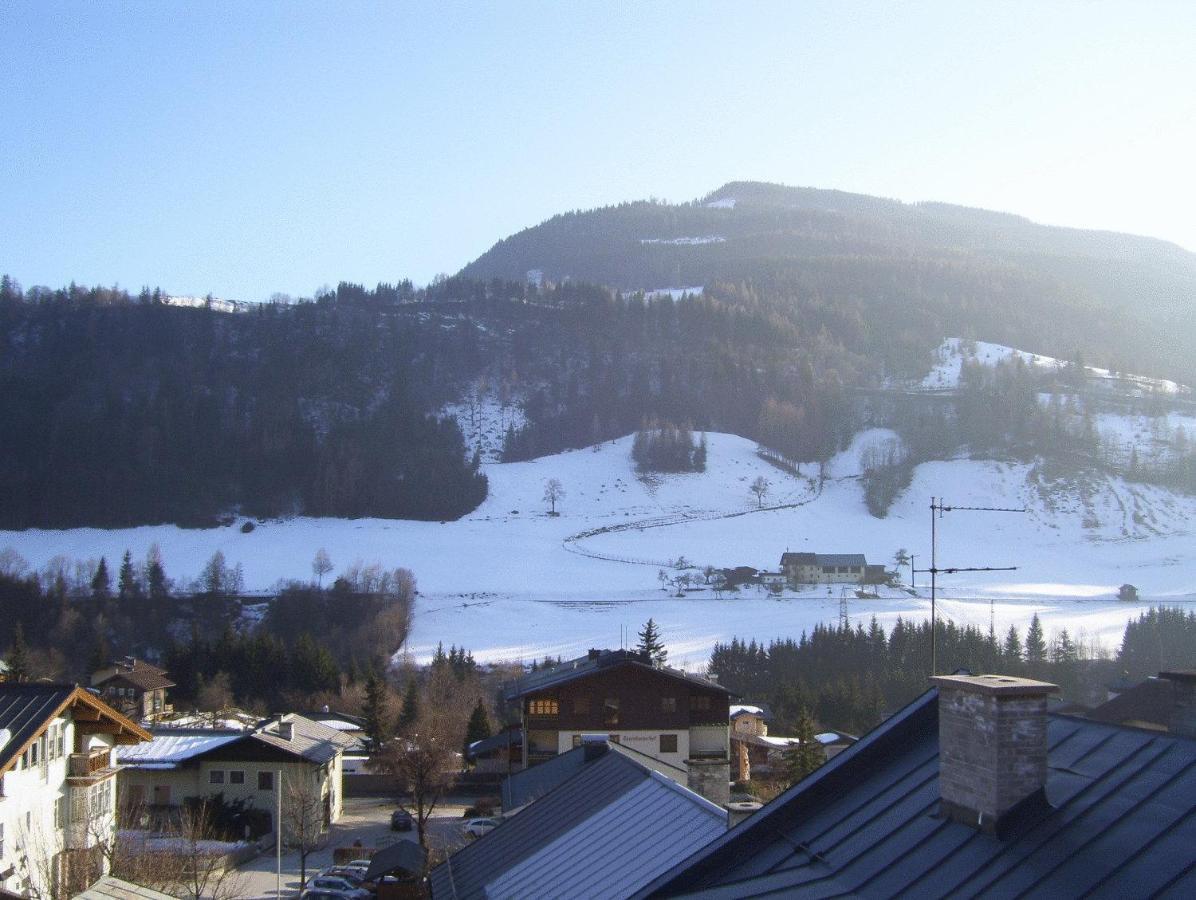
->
931;674;1057;697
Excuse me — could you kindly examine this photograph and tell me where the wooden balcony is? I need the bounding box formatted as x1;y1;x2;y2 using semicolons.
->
69;749;112;778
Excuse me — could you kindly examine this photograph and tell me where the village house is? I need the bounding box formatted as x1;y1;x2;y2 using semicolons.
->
780;552;886;586
90;658;175;723
505;648;733;804
116;713;353;837
0;683;152;898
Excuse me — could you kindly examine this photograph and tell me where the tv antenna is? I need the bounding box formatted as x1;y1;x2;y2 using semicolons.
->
928;497;1024;675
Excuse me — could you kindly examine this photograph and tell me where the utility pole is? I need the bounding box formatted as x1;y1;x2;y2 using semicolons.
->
928;497;1024;676
838;585;850;630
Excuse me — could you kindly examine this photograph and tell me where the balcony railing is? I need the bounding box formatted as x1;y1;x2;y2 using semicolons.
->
69;749;112;777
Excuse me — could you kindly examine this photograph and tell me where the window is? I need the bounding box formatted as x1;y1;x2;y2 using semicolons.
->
0;822;4;859
29;742;37;767
572;696;590;715
603;697;620;726
529;699;559;716
660;734;678;754
230;770;245;785
209;770;225;785
572;734;582;748
691;695;711;712
258;771;274;791
56;727;64;758
661;697;677;713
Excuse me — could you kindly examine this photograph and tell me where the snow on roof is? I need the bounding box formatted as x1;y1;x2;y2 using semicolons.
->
317;719;362;731
815;732;840;745
731;705;764;717
116;731;242;766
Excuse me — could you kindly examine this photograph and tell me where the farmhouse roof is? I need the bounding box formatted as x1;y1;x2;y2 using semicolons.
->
504;648;730;702
641;685;1196;898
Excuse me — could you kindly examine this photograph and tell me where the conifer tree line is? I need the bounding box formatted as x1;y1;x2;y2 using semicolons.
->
631;421;707;473
706;610;1180;737
5;273;1196;532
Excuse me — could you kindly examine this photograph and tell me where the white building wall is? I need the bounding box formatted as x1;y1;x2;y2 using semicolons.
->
556;730;690;769
0;718;119;898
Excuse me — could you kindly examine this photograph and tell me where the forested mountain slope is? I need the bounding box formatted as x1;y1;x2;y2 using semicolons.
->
461;181;1196;384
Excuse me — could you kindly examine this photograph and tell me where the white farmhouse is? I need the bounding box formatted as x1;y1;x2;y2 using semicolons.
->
0;683;152;898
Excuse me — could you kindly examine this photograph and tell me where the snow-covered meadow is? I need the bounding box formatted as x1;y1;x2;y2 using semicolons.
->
3;430;1195;671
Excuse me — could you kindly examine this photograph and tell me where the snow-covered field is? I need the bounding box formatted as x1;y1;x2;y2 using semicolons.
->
4;431;1195;671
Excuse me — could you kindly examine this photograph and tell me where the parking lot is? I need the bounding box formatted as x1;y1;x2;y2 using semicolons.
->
236;795;475;898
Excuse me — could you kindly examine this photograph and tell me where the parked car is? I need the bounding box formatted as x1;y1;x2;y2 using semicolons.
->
390;808;414;831
464;817;500;838
320;866;370;887
306;876;370;899
301;891;359;900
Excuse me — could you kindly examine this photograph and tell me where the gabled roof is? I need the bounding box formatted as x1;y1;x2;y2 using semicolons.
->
504;649;730;702
467;728;521;761
93;659;175;693
0;683;152;775
815;553;867;567
1087;676;1173;730
363;840;427;880
780;552;817;565
502;740;689;812
431;745;725;900
642;686;1196;899
117;714;353;769
113;730;244;769
251;714;354;763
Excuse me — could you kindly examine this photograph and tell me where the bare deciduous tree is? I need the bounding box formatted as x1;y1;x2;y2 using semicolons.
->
750;476;770;508
312;548;333;587
543;478;565;515
285;773;329;889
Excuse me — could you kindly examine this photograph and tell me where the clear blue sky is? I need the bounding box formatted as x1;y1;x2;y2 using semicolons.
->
2;1;1194;300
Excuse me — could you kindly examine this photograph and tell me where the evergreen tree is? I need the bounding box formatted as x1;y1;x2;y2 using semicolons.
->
637;618;667;665
145;544;169;601
6;622;30;682
1025;614;1047;666
1003;625;1023;666
118;549;141;602
398;678;420;732
782;708;824;786
361;669;391;754
91;556;111;602
463;697;493;758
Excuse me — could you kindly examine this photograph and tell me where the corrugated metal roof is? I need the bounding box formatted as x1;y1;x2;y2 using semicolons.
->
643;687;1196;899
432;748;724;900
486;774;726;900
0;683;75;773
502;741;689;813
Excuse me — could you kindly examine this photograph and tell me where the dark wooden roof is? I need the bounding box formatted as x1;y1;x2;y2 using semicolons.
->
505;649;730;702
643;687;1196;898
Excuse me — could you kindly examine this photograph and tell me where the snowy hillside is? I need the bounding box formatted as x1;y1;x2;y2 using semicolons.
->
4;430;1195;669
920;337;1189;395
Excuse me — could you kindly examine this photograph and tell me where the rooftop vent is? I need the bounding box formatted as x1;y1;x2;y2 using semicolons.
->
276;719;293;741
931;674;1057;833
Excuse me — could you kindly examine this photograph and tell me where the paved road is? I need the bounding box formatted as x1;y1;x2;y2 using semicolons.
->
236;796;473;898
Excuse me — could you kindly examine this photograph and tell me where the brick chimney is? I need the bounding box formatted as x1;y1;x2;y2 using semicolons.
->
1158;671;1196;737
931;674;1057;832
